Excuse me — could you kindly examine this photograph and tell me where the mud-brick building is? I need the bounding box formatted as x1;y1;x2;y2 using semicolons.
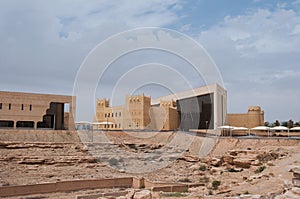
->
227;106;265;128
94;84;228;131
94;93;179;131
0;91;76;130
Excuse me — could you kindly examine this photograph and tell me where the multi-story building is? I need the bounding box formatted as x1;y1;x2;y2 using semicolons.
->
94;84;227;131
227;106;265;128
94;94;178;131
0;91;76;130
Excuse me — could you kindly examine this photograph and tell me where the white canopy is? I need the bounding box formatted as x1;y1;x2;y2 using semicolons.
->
271;126;289;131
96;121;114;125
232;127;249;131
290;126;300;131
251;126;270;131
75;121;91;124
218;125;235;129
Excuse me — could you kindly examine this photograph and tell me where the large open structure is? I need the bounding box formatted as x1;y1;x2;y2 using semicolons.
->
94;84;227;131
0;91;76;130
152;83;227;130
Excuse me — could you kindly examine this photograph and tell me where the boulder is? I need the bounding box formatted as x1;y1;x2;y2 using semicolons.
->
222;155;234;165
251;160;261;166
211;158;222;167
233;159;251;169
133;190;151;199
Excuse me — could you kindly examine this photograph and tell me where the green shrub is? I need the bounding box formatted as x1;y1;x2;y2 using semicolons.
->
255;166;266;173
108;158;119;166
199;165;206;171
212;180;221;190
179;177;191;183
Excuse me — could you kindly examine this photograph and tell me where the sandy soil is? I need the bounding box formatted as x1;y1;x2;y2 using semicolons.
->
0;130;299;198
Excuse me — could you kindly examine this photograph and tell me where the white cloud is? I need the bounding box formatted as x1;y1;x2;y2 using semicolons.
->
198;6;300;121
0;0;183;91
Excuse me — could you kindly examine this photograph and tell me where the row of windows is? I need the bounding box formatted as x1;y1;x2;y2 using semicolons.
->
129;98;141;103
0;103;32;111
104;124;121;128
104;112;121;118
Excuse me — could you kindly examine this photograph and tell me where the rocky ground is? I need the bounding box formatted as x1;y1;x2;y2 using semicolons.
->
0;130;299;198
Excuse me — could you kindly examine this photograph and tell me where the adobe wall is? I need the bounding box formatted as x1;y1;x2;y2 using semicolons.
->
0;91;75;130
0;129;80;142
0;178;133;197
227;106;264;128
0;175;204;197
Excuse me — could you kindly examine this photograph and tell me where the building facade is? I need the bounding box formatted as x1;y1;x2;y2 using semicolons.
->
227;106;265;128
94;94;179;131
94;84;227;131
0;91;76;130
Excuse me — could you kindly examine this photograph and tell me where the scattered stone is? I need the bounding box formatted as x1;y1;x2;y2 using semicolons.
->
211;158;222;167
133;190;151;199
251;160;261;166
233;159;251;169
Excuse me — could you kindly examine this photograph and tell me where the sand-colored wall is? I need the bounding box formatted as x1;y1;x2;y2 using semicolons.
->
0;91;75;130
0;129;80;142
0;178;133;197
227;106;264;128
94;95;179;131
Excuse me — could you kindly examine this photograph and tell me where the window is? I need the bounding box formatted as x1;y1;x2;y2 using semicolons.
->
29;104;32;111
112;113;114;117
8;103;11;110
119;112;121;117
108;113;110;117
21;104;24;110
64;103;70;112
105;113;107;118
0;103;2;110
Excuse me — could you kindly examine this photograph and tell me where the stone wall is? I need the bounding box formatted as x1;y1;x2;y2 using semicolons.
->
0;129;80;142
227;106;264;128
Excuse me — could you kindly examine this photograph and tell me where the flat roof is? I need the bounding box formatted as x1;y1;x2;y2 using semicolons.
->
151;83;225;105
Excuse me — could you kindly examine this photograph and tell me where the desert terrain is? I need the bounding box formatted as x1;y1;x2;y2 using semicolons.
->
0;130;299;198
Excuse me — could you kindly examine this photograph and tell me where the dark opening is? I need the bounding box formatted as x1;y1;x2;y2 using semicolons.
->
29;104;32;111
0;120;14;128
16;121;34;128
177;94;214;131
21;104;24;110
0;103;2;109
37;102;65;130
8;103;11;110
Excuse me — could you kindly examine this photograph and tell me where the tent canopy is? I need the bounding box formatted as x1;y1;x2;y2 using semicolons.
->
218;125;235;129
232;127;249;131
251;126;270;130
75;121;91;124
271;126;289;131
96;121;114;125
290;126;300;131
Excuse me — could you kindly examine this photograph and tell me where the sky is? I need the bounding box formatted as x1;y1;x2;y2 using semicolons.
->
0;0;300;123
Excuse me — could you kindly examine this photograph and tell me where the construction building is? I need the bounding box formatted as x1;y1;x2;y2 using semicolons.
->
227;106;265;128
94;84;227;131
0;91;76;130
